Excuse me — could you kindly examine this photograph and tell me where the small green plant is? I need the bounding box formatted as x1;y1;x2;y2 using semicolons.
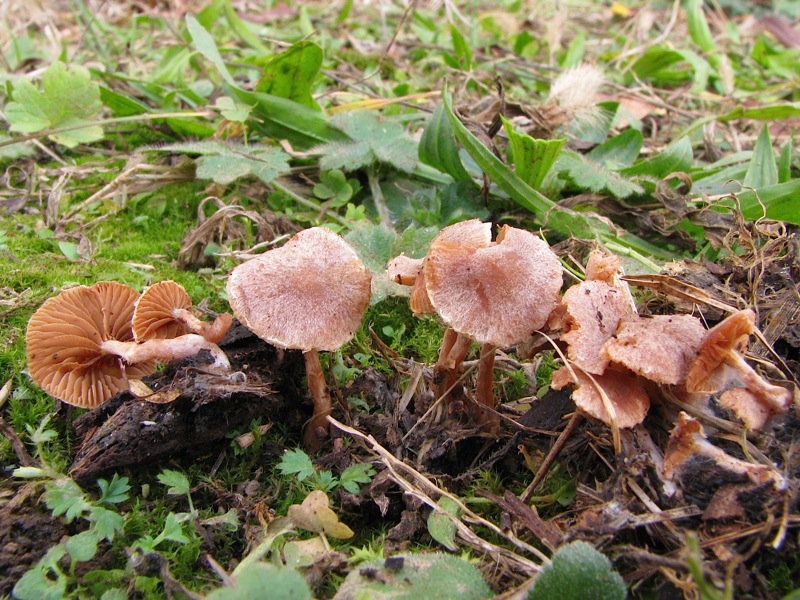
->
277;448;376;494
527;541;626;600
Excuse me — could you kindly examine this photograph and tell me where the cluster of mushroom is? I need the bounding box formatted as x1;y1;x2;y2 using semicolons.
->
26;280;232;409
545;249;793;433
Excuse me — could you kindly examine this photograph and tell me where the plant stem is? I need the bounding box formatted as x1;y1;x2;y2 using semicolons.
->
303;350;333;452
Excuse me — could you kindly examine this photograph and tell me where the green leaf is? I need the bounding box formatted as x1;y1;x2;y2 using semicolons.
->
338;463;376;493
449;25;473;70
743;124;778;188
556;151;644;198
278;448;316;482
255;41;323;109
728;180;800;226
150;141;290;185
315;111;418;173
185;14;235;86
779;139;793;183
587;129;643;170
214;96;253;123
12;564;68;600
89;506;126;542
419;101;471;182
13;466;48;478
718;102;800;122
97;474;131;505
58;241;80;261
157;468;191;497
99;86;149;117
314;169;354;206
620;136;693;179
503;117;565;190
527;541;626;600
206;562;312;600
66;530;99;564
45;478;90;523
5;62;103;147
427;496;462;552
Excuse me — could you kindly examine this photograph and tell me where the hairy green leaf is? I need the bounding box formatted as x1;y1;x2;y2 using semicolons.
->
556;151;644;198
528;541;626;600
278;448;316;482
45;478;90;523
157;468;191;497
207;562;312;600
427;496;462;552
5;62;103;147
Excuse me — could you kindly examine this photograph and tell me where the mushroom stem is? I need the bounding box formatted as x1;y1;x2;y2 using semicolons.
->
303;349;333;452
173;309;233;344
475;343;499;430
432;328;472;420
724;353;792;413
101;334;230;373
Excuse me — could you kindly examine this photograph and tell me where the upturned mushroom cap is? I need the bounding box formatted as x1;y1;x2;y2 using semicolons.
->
601;314;706;385
424;220;562;347
551;365;650;428
227;227;372;352
26;282;157;408
685;309;755;393
386;254;424;286
133;280;192;341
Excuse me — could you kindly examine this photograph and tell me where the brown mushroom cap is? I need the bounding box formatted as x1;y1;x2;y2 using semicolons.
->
386;254;424;286
26;282;157;408
226;227;372;352
685;309;755;393
424;220;562;347
132;280;192;341
601;314;706;385
551;365;650;428
553;278;636;375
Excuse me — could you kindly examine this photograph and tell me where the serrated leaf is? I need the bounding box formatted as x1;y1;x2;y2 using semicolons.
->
5;62;103;148
315;111;418;173
255;41;322;109
427;496;462;552
149;141;290;185
288;490;354;539
503;117;565;189
89;506;125;542
338;463;376;493
157;468;191;496
97;474;130;505
743;124;778;188
557;151;644;198
278;448;316;482
527;541;626;600
45;478;90;523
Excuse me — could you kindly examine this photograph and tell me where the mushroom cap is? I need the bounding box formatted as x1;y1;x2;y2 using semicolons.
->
424;220;562;347
554;278;636;375
551;365;649;428
601;314;706;385
718;388;773;431
226;227;372;352
584;249;622;284
386;254;424;286
132;280;192;341
685;309;756;393
26;281;156;408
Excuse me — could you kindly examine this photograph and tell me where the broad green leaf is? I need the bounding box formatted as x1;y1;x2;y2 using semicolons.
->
315;111;418;173
160;512;191;545
620;136;693;179
5;62;103;147
255;41;323;109
503;117;565;190
556;151;644;198
214;96;252;122
338;463;376;494
278;448;316;482
206;562;312;600
66;530;99;564
158;468;191;496
427;496;462;551
743;124;778;188
58;241;80;261
150;141;290;185
89;506;126;542
186;14;235;85
419;102;472;182
588;129;643;169
12;565;68;600
729;180;800;226
99;87;149;116
232;88;348;149
527;541;626;600
45;478;90;523
314;170;354;206
97;474;131;505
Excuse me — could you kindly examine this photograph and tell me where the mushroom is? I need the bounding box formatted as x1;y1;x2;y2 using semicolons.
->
550;365;650;429
548;249;636;375
26;281;230;409
600;314;706;386
226;227;371;451
423;220;563;427
133;280;232;344
685;309;792;430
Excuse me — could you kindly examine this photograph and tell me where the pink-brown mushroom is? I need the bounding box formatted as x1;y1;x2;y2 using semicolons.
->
226;227;371;451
